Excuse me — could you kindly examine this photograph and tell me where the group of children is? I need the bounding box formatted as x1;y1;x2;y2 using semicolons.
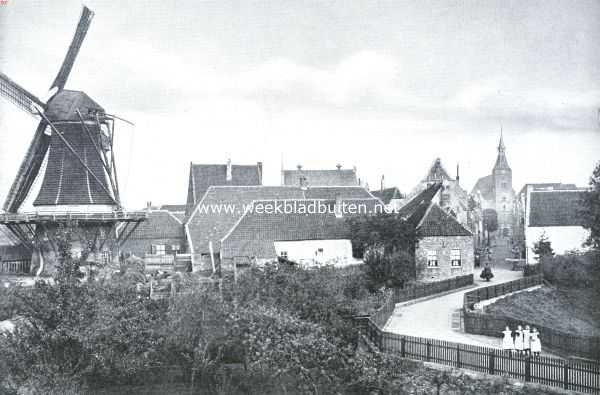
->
502;325;542;356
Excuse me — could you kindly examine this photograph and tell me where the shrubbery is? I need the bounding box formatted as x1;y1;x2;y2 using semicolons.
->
540;251;600;288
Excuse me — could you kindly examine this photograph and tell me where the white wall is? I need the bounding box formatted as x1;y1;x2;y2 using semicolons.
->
525;226;590;264
273;239;357;267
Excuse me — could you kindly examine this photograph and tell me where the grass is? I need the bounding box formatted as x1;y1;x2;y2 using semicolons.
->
484;285;600;336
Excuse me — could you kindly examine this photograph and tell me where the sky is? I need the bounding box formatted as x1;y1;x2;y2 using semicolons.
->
0;0;599;210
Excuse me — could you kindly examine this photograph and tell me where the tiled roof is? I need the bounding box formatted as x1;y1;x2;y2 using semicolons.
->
186;163;262;213
159;204;186;213
0;226;17;246
186;185;374;254
417;204;472;237
282;168;358;187
471;175;495;201
397;183;442;226
221;198;380;259
529;190;588;227
33;122;114;206
517;183;578;197
123;210;184;240
371;187;403;205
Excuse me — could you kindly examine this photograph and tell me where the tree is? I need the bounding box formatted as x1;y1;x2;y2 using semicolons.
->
362;250;415;290
347;213;418;258
581;162;600;250
482;209;498;246
533;232;554;258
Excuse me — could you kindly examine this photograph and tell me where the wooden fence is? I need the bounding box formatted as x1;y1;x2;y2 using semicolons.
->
463;275;600;360
364;321;600;394
0;259;31;274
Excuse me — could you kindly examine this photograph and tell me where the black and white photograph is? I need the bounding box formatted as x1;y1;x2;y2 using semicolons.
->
0;1;599;394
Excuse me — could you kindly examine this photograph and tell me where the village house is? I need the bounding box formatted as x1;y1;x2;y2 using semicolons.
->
517;185;589;264
282;164;359;187
220;198;380;267
0;225;31;274
370;176;404;212
399;183;474;282
184;185;378;272
185;160;263;216
119;206;187;271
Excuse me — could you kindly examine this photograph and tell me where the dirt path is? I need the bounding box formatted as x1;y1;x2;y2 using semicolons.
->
384;263;527;349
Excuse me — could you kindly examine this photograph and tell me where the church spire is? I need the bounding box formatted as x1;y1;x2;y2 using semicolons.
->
493;128;510;171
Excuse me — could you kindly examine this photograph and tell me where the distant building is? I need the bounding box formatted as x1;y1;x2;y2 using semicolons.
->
282;164;358;187
185;160;263;216
409;158;471;231
0;225;31;274
399;183;474;282
185;185;376;272
520;186;589;263
220;198;380;267
471;132;515;238
371;186;404;212
119;207;187;270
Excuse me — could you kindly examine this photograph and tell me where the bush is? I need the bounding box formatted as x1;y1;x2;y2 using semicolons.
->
541;251;600;288
363;250;415;290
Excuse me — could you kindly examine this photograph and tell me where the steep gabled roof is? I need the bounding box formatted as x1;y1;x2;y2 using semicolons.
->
529;190;588;227
422;158;453;184
221;198;380;259
186;162;262;214
417;204;472;237
371;187;403;205
186;185;374;254
282;168;357;187
493;133;511;171
397;183;442;226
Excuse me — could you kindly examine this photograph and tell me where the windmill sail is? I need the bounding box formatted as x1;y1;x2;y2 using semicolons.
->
3;121;50;213
50;6;94;91
0;72;45;116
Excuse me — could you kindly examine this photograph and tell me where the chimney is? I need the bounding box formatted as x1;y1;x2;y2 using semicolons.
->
456;163;460;183
146;201;152;212
297;164;302;171
336;164;342;170
257;162;263;185
299;175;308;190
226;158;232;181
380;175;385;192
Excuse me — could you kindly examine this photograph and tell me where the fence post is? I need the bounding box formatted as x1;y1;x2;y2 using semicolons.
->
456;344;461;368
525;356;531;382
489;349;495;375
563;360;568;390
426;341;431;362
401;337;406;358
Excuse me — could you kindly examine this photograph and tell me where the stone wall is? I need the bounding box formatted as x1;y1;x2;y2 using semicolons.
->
416;235;474;282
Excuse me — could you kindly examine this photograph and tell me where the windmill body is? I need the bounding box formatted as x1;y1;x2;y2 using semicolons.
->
0;6;146;276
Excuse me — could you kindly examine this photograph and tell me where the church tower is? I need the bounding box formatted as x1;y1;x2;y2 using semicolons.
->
492;130;514;237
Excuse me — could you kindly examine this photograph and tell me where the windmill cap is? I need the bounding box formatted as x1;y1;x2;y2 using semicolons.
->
45;90;104;122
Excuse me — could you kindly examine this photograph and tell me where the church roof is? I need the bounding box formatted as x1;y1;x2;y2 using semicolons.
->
471;175;495;201
493;132;511;171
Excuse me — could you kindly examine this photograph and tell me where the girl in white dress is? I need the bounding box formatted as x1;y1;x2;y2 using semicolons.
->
502;326;514;352
530;328;541;356
514;325;524;354
522;325;532;355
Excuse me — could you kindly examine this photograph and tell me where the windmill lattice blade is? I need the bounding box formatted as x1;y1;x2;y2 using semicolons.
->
0;72;45;116
3;121;50;213
50;5;94;91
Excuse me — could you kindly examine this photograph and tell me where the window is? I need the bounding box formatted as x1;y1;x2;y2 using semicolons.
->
451;249;461;266
280;251;288;259
152;244;166;255
501;182;507;189
171;244;181;253
427;250;438;267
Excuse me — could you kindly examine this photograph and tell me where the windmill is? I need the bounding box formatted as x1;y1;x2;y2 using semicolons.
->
0;5;145;275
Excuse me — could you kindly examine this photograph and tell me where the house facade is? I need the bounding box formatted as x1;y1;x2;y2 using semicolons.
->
520;187;589;263
398;183;474;282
